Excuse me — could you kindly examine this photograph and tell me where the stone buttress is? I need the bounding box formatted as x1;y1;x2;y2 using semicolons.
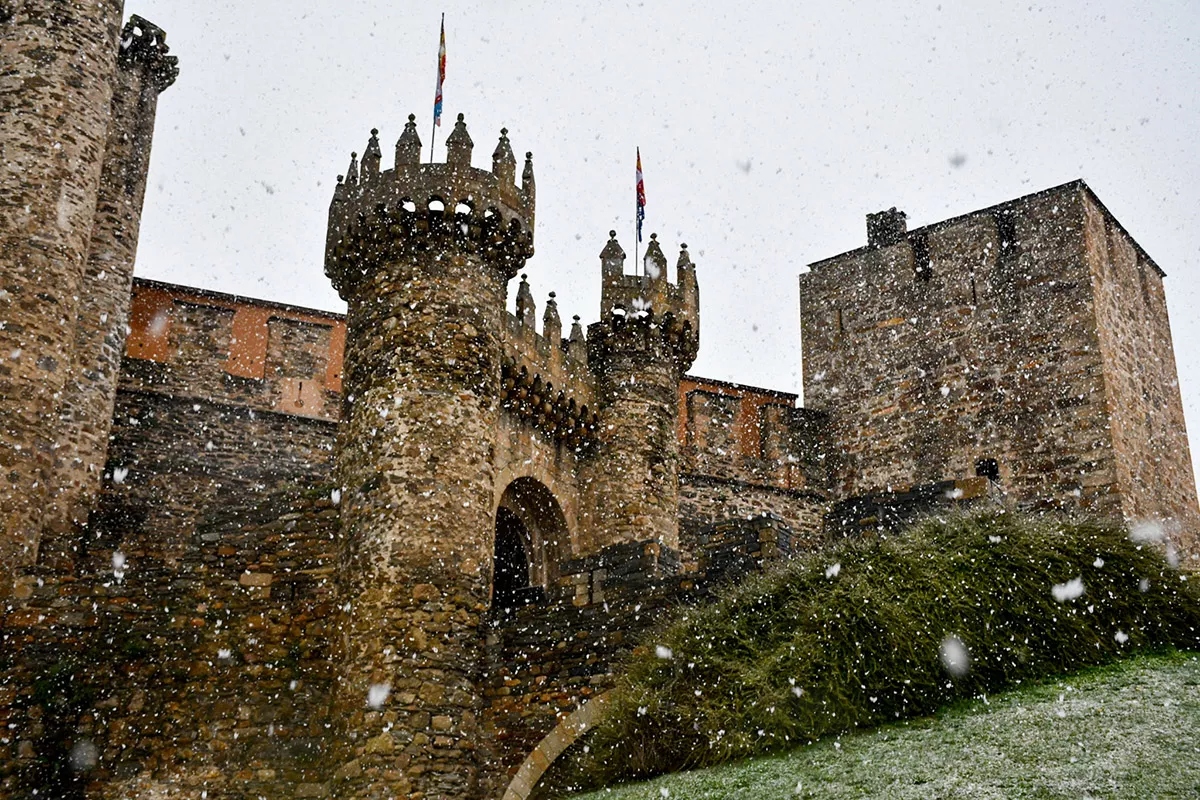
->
324;114;534;797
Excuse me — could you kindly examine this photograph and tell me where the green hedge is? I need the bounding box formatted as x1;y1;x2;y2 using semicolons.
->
550;511;1200;794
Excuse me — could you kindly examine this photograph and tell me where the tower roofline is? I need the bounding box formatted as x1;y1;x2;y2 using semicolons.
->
806;179;1166;278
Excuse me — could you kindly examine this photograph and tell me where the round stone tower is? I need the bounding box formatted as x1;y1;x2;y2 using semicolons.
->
324;114;534;797
584;232;699;551
0;0;126;596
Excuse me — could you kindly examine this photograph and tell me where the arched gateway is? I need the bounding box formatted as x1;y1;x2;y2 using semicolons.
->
494;477;570;611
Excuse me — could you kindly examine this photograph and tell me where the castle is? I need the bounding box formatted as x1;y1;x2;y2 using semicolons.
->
2;9;1197;800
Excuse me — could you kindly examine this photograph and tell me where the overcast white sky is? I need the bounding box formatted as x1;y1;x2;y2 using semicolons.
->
132;0;1200;477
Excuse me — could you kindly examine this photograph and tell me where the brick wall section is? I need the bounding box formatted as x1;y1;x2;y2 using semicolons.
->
47;19;177;563
800;182;1121;517
680;379;829;490
0;1;125;592
123;281;345;420
1082;191;1200;554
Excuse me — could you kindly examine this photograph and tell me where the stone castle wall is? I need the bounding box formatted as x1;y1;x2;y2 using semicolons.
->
1081;192;1200;551
3;13;1197;794
1;2;133;590
47;17;178;565
800;183;1122;519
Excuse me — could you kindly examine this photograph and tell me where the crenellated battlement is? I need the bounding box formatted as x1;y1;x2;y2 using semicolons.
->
599;231;699;333
587;305;699;376
500;275;599;448
324;114;536;298
117;15;179;91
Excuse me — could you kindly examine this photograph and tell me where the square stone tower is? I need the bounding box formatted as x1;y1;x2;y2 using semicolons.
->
800;180;1199;556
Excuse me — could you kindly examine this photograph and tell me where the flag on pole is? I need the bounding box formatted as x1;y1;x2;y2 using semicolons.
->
636;148;646;243
433;14;447;127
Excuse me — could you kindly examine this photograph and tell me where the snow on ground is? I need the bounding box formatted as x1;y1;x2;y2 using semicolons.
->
573;651;1200;799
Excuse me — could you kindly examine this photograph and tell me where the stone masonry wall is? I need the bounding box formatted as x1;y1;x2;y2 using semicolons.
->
800;182;1121;516
481;514;797;798
0;0;126;592
1082;191;1200;557
678;476;827;557
0;388;338;799
328;236;515;797
48;18;177;559
582;317;689;554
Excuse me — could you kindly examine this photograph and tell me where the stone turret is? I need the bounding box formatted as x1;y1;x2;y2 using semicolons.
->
46;15;178;564
324;115;533;798
0;8;174;596
584;231;699;552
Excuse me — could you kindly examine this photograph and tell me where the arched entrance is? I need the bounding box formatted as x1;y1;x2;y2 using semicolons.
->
493;477;570;612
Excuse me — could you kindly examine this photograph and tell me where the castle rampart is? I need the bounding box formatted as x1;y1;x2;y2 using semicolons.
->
2;15;1195;793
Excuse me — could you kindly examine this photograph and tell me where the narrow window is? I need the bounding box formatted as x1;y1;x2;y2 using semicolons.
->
911;232;932;282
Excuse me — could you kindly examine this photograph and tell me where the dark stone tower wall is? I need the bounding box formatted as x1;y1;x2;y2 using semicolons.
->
324;118;534;798
0;0;126;595
43;17;178;568
585;317;694;551
1081;190;1200;555
799;181;1199;558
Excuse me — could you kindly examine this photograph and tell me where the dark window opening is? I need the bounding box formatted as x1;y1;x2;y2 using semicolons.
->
975;457;1000;482
493;507;533;612
911;232;932;282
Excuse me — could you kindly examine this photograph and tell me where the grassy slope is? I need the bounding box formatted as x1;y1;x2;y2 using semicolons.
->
547;512;1200;794
574;651;1200;799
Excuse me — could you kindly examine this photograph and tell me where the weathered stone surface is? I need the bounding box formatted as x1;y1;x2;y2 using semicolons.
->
800;181;1198;557
0;0;126;592
1;14;1196;798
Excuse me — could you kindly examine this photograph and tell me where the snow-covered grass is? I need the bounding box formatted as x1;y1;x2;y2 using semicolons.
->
572;650;1200;798
542;511;1200;794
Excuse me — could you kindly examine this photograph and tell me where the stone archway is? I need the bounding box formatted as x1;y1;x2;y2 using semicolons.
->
493;477;570;609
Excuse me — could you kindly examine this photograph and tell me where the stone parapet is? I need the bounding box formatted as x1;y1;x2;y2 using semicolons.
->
325;116;535;298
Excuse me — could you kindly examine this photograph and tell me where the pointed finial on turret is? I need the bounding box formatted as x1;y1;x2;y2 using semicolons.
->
445;113;473;168
522;151;535;195
515;272;536;329
600;230;626;278
493;127;516;184
345;151;359;189
568;314;587;361
543;291;562;344
361;128;382;182
396;113;421;166
677;242;692;268
643;232;667;282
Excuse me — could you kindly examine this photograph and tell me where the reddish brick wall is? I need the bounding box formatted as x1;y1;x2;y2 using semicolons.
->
124;281;345;420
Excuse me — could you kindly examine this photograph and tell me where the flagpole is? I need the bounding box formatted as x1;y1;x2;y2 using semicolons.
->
634;146;641;277
430;12;444;163
634;221;639;278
